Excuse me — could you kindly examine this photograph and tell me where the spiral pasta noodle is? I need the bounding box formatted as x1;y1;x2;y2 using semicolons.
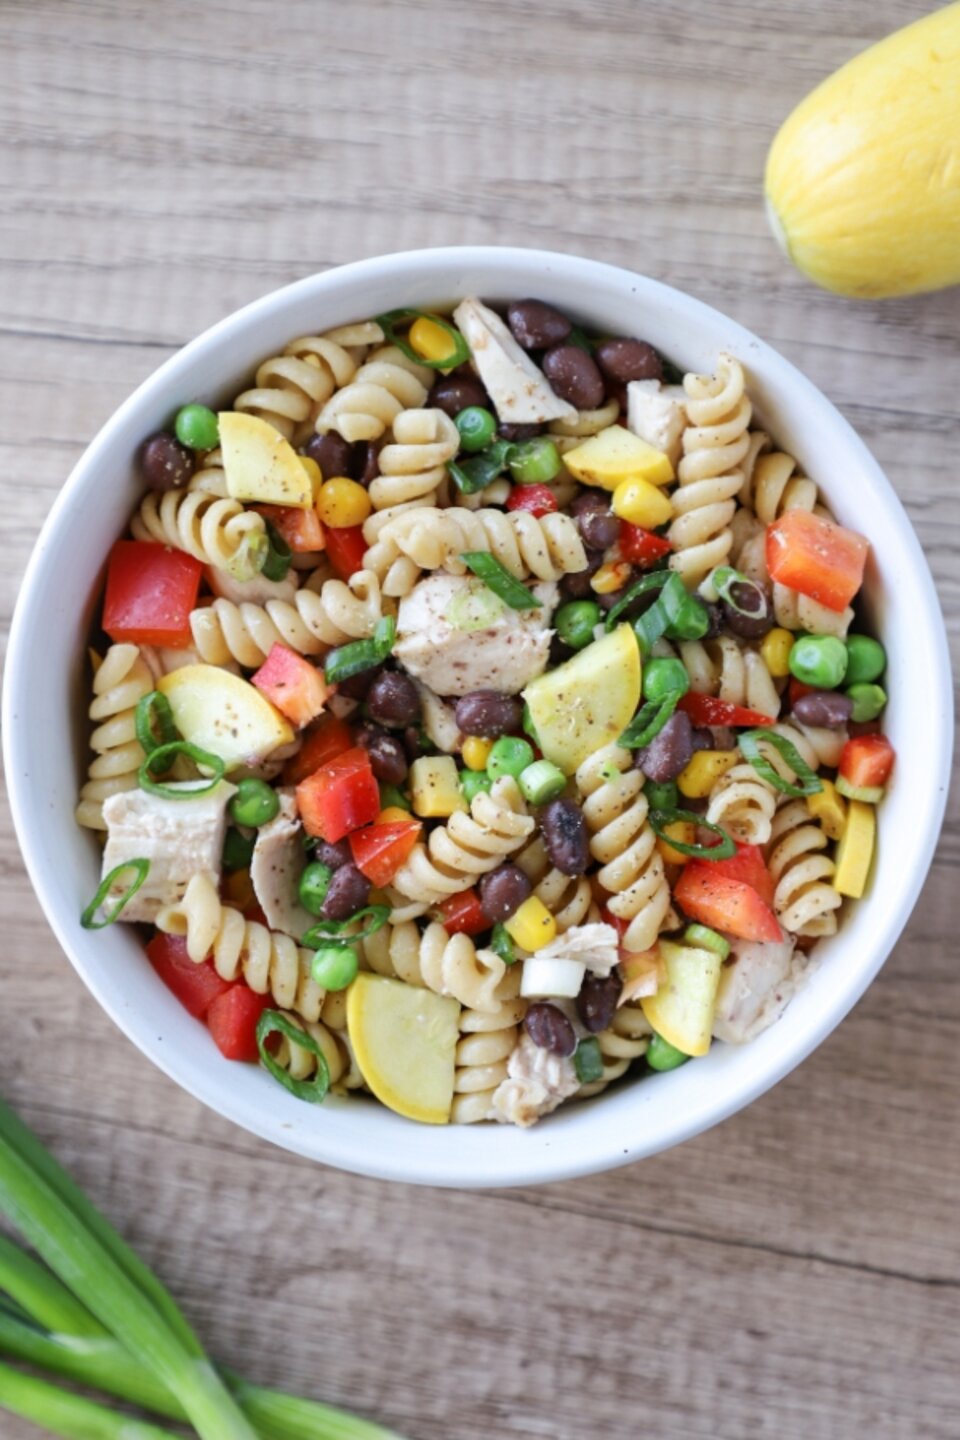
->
704;761;779;845
368;408;460;513
131;487;266;575
576;745;672;953
315;345;431;443
773;583;854;641
452;994;527;1124
360;919;425;983
515;836;597;934
390;777;535;905
189;569;382;667
668;353;751;586
233;323;384;442
75;644;153;831
678;636;782;719
268;1004;362;1091
576;1002;653;1098
419;922;521;1013
366;505;587;585
766;800;842;937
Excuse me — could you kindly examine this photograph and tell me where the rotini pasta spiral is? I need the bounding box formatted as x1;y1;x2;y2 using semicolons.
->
75;644;153;831
677;635;782;719
575;745;672;953
360;918;426;984
131;487;266;575
515;836;597;934
742;444;820;525
268;1004;363;1092
576;1002;653;1098
368;408;460;513
766;800;842;937
315;345;431;442
390;777;535;905
451;995;527;1124
772;582;854;640
704;761;779;845
189;569;382;667
233;323;383;442
420;922;521;1013
156;873;324;1020
548;397;620;445
669;353;751;586
365;505;587;585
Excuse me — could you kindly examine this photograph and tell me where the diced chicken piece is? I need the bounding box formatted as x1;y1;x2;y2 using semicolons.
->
394;573;557;697
530;922;620;978
414;680;463;754
712;936;812;1045
452;298;578;425
491;1032;580;1128
626;380;688;466
206;566;299;606
101;780;236;922
249;789;314;940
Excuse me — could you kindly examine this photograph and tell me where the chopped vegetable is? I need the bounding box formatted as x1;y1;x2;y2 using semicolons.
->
324;523;368;578
641;938;723;1057
518;759;567;805
254;501;325;554
619;693;683;750
505;483;559;517
281;711;352;785
102;541;203;649
346;974;460;1123
260;521;293;582
296;747;381;842
682;923;731;961
207;985;269;1062
256;1010;330;1102
678;693;776;728
349;820;422;888
676;749;739;798
80;859;150;930
766;509;869;613
377;308;470;369
603;569;672;632
459;551;542;610
504;895;557;952
135;691;178;757
833;798;877;898
648;809;736;860
508;437;562;485
410;755;468;818
612;476;674;528
447;438;514;495
519;955;585;997
157;665;294;772
738;728;823;798
138;741;226;799
674;865;783;943
324;617;396;685
490;922;517;965
697;841;775;907
619;522;673;567
523;624;641;775
655;818;697;866
838;733;895;792
573;1037;604;1083
218;411;313;509
806;778;848;841
563;424;674;489
252;642;330;727
439;888;488;937
445;579;504;632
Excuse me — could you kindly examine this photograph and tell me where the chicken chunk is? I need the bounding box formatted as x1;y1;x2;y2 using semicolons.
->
452;298;577;425
626;380;688;466
100;780;236;922
393;573;557;697
249;789;314;940
712;936;812;1045
530;922;619;978
491;1032;580;1128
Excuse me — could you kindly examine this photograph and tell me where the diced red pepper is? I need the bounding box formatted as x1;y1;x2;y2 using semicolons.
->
699;841;775;908
251;643;331;728
766;510;869;614
296;747;380;843
256;504;325;554
146;933;231;1019
324;524;368;579
282;712;353;785
788;678;816;710
678;693;776;728
349;819;422;888
505;485;558;518
206;984;270;1062
102;541;203;648
619;522;673;568
674;865;783;943
439;888;488;937
839;734;895;791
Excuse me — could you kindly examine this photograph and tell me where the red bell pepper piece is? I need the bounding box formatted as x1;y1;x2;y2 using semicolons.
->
256;504;325;554
282;712;353;785
699;841;775;908
678;693;776;728
252;643;331;728
349;819;422;887
439;888;488;937
766;510;869;614
206;984;270;1062
619;522;672;568
146;933;232;1019
839;734;895;790
675;865;783;943
102;541;203;648
296;747;380;843
324;524;368;579
505;485;558;518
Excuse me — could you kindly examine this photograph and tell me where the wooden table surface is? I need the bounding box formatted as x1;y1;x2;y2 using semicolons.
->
2;3;958;1436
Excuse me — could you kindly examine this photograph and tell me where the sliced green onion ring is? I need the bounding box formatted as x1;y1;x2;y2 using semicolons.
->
135;692;177;757
491;922;517;966
256;1009;331;1103
573;1036;604;1084
448;438;515;495
301;903;391;949
604;570;672;632
261;522;292;582
445;579;505;632
738;728;824;798
80;860;150;929
323;616;396;684
459;551;541;611
648;808;736;860
137;742;226;799
225;528;268;582
699;564;768;618
618;691;682;749
376;308;470;369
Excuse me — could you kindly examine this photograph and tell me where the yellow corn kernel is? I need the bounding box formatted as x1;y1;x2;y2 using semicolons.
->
316;477;372;528
222;868;255;913
462;736;493;771
760;626;795;678
408;316;456;364
409;755;467;818
656;820;696;866
807;778;848;842
591;560;633;595
505;896;557;953
611;477;674;529
833;798;876;899
299;455;323;498
677;749;740;799
376;806;411;826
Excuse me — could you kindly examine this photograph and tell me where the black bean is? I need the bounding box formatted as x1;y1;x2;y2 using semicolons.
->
596;585;632;612
320;863;370;921
636;711;695;783
540;798;590;876
350;440;380;486
336;666;381;701
428;371;490;418
507;299;573;351
702;601;724;639
578;507;620;553
594;338;663;385
454;691;523;738
570;489;608;518
792;690;854;728
303;432;352;480
479;864;532;925
141;432;193;491
541;344;606;410
403;725;430;762
690;726;714;754
314;839;352;871
549;634;576;667
524;1002;577;1057
707;725;737;752
722;583;773;640
354;722;408;785
498;421;544;442
576;972;621;1033
559;552;602;600
367;671;421;728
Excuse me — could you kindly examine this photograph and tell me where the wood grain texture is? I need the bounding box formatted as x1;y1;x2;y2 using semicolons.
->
1;2;958;1436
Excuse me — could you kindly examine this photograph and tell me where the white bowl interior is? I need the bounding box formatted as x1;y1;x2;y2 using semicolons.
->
4;248;952;1187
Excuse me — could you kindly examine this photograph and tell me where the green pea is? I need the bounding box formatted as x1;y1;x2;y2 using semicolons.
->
508;437;562;485
646;1034;690;1071
644;779;678;810
555;600;601;650
844;634;886;686
228;778;280;829
174;403;220;451
222;827;256;872
455;406;497;453
788;634;848;689
643;656;690;703
487;735;535;780
299;861;333;916
846;683;887;723
310;943;359;991
460;769;493;804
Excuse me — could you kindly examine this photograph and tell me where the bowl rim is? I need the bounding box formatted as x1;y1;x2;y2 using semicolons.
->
3;245;953;1187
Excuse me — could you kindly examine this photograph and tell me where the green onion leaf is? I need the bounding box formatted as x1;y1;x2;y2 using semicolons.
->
604;569;672;632
138;742;226;799
445;578;505;632
0;1361;178;1439
491;923;517;966
648;808;736;859
738;728;824;797
447;437;515;495
301;904;391;949
324;616;396;685
261;522;292;582
698;564;768;619
224;529;268;583
683;923;731;960
376;308;470;369
256;1010;331;1103
459;552;541;610
573;1037;604;1084
80;860;150;930
134;692;177;758
618;692;682;749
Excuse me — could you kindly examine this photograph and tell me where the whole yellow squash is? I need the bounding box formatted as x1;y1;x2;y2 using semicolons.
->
765;3;960;298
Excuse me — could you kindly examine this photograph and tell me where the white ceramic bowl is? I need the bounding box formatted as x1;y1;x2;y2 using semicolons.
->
4;248;952;1187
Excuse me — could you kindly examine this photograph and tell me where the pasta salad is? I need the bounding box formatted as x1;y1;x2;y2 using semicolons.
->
77;296;894;1127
